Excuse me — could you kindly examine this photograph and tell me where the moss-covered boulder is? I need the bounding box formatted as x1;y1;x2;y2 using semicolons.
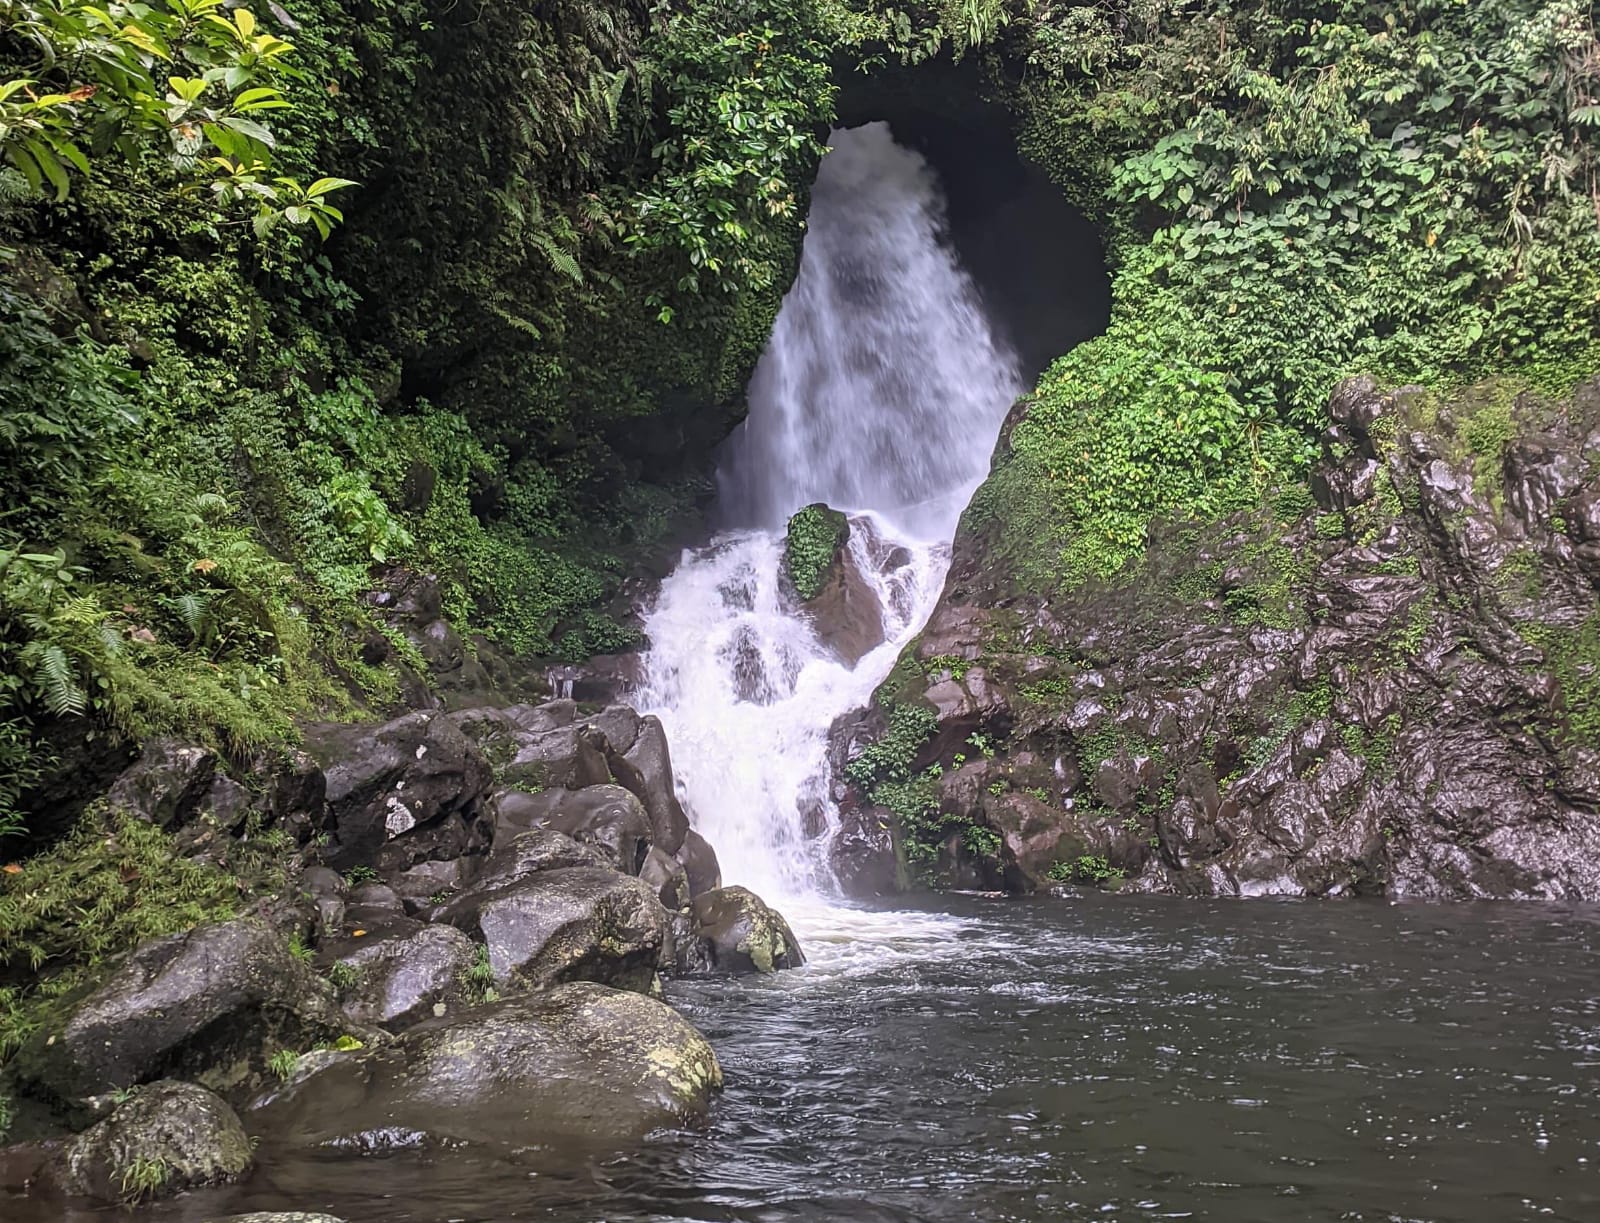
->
45;1080;251;1203
689;886;805;975
783;503;849;600
254;983;721;1151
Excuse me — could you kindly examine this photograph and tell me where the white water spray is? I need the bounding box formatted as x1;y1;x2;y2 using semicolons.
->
639;123;1022;903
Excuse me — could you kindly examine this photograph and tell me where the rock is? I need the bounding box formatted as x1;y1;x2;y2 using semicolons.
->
13;917;362;1109
495;784;652;876
323;921;477;1030
436;867;669;990
690;887;805;974
255;983;720;1153
639;845;690;909
302;712;493;871
300;866;348;935
105;738;218;829
674;827;723;897
472;827;610;893
602;715;692;853
800;515;889;666
835;374;1600;901
45;1080;251;1203
205;1215;347;1223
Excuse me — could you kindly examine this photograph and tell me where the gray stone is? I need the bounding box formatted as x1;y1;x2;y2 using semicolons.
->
256;983;721;1151
46;1080;251;1202
106;738;218;829
13;917;363;1108
436;867;668;991
496;784;652;876
302;712;493;870
674;827;723;897
324;921;477;1030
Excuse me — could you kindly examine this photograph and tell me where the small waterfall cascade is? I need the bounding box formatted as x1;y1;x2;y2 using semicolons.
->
638;122;1023;902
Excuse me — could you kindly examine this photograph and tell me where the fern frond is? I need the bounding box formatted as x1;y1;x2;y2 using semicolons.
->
532;232;583;283
31;645;87;716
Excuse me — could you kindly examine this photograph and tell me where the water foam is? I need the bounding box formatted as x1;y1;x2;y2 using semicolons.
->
639;123;1022;905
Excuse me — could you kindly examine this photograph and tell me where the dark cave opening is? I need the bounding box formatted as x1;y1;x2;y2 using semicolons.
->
832;58;1111;385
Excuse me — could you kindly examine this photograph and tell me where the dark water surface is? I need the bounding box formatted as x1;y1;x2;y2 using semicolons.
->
28;894;1600;1221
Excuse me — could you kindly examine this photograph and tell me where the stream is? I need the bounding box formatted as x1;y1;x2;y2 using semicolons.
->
134;894;1600;1222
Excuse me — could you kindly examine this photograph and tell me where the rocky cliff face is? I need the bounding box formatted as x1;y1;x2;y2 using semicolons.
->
833;376;1600;900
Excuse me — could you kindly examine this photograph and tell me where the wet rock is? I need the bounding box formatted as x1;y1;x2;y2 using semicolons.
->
257;983;721;1150
45;1080;251;1203
323;922;477;1030
303;712;493;871
435;867;668;990
472;827;611;893
674;827;723;898
690;886;805;974
13;917;361;1109
639;845;691;909
495;784;652;876
794;513;886;666
205;1214;348;1222
105;738;218;829
300;866;348;935
601;715;692;853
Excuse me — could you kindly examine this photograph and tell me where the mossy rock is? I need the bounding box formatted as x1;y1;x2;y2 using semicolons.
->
784;503;849;601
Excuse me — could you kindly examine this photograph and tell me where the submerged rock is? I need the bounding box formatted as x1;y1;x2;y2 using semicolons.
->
256;983;721;1151
689;886;805;974
46;1080;251;1203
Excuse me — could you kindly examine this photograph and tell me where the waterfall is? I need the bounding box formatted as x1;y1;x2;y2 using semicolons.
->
639;122;1023;901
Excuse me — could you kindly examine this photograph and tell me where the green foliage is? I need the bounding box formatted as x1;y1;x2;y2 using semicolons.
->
784;503;847;600
0;0;351;233
1047;854;1123;885
118;1154;171;1203
981;0;1600;590
326;961;360;991
462;942;497;1003
267;1047;301;1080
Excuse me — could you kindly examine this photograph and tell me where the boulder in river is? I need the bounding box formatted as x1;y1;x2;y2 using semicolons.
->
690;886;805;974
255;982;721;1151
45;1080;252;1203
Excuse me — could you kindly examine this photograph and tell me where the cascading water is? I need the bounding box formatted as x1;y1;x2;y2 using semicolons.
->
639;122;1022;904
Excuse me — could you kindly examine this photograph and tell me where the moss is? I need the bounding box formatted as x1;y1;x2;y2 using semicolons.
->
0;805;287;1060
783;504;848;601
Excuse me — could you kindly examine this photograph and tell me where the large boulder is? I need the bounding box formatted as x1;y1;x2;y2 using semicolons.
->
255;983;721;1151
472;827;610;893
435;867;669;991
45;1080;251;1203
798;516;888;667
689;887;805;975
495;784;652;876
639;846;691;910
12;918;363;1110
323;921;478;1030
302;712;493;871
